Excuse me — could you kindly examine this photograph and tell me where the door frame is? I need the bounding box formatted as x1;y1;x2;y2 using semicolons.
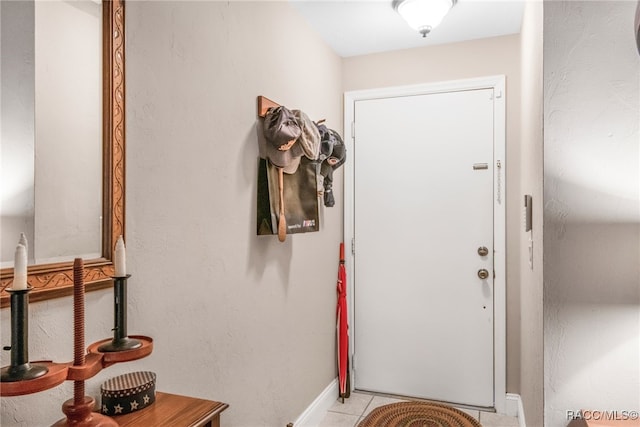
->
343;75;507;413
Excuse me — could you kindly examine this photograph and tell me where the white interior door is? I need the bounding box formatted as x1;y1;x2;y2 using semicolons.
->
353;88;495;407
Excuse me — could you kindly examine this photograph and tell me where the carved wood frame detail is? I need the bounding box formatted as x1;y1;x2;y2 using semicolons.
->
0;0;126;308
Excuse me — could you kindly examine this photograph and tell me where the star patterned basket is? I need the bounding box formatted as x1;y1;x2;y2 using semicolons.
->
100;371;156;416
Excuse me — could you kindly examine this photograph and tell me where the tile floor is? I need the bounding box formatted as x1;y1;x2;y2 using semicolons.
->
318;392;520;427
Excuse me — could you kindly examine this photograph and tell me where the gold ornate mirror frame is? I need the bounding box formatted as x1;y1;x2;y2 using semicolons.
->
0;0;126;308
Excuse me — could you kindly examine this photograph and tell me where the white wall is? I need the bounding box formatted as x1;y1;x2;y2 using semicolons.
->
1;0;35;264
519;1;544;425
342;34;523;394
544;2;640;426
0;2;343;426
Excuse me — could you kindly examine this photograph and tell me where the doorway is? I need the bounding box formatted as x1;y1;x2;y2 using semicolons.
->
343;76;506;410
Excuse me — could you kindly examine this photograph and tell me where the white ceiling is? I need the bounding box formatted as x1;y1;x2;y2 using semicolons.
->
289;0;526;58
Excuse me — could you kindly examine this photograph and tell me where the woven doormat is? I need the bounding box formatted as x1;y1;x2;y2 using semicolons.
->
358;401;482;427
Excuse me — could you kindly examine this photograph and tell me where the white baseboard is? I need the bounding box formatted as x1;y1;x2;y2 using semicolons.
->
294;378;338;427
505;393;526;427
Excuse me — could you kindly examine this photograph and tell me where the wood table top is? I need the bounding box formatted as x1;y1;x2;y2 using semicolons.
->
111;391;228;427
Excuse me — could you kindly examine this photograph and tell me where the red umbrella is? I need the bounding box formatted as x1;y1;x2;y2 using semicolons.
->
337;242;350;402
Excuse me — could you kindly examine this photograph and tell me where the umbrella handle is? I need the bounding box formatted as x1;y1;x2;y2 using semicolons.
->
277;167;286;242
339;242;345;262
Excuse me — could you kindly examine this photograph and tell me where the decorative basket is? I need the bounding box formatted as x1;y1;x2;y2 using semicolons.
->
100;371;156;415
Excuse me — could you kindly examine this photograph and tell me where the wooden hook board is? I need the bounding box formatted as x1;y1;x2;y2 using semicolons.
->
258;96;280;117
257;95;325;124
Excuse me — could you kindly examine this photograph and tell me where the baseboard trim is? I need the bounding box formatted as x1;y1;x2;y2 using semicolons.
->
505;393;526;427
294;378;338;427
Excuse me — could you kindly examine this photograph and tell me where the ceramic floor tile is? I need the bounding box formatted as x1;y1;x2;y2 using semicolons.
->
455;407;481;420
479;411;519;427
362;395;408;417
318;411;361;427
328;392;374;416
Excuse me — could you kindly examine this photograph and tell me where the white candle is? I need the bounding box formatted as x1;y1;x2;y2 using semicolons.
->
18;232;28;256
114;235;126;277
13;244;28;290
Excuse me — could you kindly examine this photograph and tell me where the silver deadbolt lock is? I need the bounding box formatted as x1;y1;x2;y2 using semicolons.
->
477;269;490;280
477;246;489;257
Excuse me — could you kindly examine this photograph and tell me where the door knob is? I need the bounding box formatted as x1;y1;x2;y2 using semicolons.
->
477;269;489;280
477;246;489;257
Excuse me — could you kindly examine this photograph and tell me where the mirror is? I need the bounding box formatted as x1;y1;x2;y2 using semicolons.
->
1;0;102;268
0;0;126;308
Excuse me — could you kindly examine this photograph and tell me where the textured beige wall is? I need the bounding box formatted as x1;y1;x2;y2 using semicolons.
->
519;2;544;425
343;35;522;394
0;2;343;426
544;2;640;426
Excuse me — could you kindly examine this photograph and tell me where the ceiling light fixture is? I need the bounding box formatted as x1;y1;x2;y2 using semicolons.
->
393;0;456;38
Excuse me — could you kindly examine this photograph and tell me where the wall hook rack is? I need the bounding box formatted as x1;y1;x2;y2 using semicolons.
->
258;95;280;117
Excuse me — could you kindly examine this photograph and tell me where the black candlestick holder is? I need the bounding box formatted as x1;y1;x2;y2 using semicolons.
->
98;275;142;352
1;287;49;382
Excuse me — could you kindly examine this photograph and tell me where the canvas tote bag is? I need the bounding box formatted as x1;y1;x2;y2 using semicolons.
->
256;157;320;237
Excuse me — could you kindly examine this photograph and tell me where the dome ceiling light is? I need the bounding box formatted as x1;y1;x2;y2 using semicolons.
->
393;0;456;38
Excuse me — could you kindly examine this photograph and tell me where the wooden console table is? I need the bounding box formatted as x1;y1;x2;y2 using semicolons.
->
110;392;228;427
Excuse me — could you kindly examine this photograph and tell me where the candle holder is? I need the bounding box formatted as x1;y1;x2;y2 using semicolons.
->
98;275;141;352
51;258;119;427
1;287;49;382
1;257;153;426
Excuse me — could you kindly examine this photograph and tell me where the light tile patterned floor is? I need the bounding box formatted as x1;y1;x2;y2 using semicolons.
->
318;392;519;427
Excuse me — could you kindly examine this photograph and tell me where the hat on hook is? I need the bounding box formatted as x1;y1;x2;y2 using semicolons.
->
291;110;321;161
315;122;336;163
320;129;346;207
263;106;302;173
320;129;346;176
